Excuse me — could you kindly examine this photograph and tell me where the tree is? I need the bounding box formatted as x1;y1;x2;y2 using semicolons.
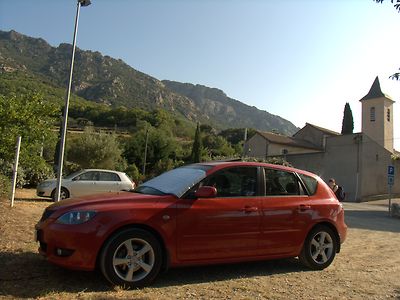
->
341;102;354;134
0;92;58;184
190;123;202;163
67;128;126;170
219;128;256;145
375;0;400;12
123;127;178;177
202;134;235;158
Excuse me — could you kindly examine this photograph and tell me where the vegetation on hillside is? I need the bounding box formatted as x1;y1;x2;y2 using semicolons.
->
0;29;298;135
0;30;290;188
0;81;251;186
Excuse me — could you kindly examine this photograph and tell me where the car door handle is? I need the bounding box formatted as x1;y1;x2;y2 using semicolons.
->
242;206;258;213
298;204;311;212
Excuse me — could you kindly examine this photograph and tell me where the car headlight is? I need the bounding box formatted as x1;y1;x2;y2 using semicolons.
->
56;211;96;225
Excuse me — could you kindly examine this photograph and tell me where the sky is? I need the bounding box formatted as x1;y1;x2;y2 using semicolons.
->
1;0;400;148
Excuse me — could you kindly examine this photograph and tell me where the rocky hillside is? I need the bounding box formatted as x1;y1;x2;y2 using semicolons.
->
163;81;298;135
0;30;298;135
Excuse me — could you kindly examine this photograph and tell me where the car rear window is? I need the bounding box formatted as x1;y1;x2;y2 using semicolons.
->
99;172;121;181
298;174;318;195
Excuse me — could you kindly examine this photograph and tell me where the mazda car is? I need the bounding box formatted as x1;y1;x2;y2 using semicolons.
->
35;162;347;287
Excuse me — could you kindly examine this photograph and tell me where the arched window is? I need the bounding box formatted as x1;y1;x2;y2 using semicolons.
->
370;107;375;122
387;108;391;122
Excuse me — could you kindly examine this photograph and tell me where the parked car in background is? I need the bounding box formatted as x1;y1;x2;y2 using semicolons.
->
35;162;347;288
36;169;135;201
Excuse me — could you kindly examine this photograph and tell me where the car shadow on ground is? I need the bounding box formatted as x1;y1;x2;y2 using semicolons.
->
15;198;52;203
344;209;400;233
0;251;309;298
155;258;309;288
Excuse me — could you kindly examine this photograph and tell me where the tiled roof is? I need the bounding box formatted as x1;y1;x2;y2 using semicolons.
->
256;131;321;150
303;123;340;136
359;76;394;102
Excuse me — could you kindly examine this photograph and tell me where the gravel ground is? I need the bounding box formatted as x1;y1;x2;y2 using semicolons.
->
0;190;399;299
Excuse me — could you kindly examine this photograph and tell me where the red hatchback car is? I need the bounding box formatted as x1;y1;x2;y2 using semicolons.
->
35;162;347;287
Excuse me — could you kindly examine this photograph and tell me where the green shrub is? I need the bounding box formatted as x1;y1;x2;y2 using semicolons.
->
23;159;54;186
125;164;142;184
0;173;10;199
0;159;26;187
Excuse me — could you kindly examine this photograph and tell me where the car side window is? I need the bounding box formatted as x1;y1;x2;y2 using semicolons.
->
75;171;96;181
264;168;303;196
202;167;257;197
99;172;121;181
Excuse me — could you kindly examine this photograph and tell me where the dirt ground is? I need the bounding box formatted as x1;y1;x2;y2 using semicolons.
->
0;189;400;299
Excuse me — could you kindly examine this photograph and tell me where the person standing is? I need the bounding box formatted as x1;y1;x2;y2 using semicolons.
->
328;178;345;201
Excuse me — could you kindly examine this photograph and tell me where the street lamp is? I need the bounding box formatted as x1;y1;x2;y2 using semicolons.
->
55;0;91;201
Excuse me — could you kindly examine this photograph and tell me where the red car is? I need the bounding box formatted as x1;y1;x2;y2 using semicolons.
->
35;162;347;287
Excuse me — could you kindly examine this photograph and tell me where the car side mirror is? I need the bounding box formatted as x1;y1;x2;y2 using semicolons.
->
195;186;217;198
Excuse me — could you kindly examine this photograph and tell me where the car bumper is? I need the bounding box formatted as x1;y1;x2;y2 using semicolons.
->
36;187;52;198
35;219;104;271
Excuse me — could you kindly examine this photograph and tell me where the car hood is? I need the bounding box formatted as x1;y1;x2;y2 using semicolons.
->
46;191;174;214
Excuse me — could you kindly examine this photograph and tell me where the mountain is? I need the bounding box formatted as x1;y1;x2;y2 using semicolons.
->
162;81;298;135
0;30;298;135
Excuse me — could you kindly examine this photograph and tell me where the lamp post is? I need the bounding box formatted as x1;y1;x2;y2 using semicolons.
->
55;0;91;202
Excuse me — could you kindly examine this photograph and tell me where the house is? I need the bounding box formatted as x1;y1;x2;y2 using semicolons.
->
244;77;400;201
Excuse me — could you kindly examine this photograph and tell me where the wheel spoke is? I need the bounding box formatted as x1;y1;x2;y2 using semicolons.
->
137;260;152;273
311;239;319;248
136;244;152;258
113;257;130;266
321;251;328;262
319;232;327;244
311;252;319;260
124;240;134;256
124;265;135;281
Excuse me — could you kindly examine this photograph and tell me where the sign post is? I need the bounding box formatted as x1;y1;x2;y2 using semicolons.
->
388;165;395;215
10;136;21;208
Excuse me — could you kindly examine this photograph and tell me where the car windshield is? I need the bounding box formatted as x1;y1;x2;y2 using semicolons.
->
136;165;210;197
64;170;83;180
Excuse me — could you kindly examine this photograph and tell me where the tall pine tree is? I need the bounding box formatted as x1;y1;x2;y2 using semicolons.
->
190;122;202;163
341;102;354;134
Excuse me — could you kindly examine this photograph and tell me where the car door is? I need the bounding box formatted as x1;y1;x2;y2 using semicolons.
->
96;171;122;193
259;168;313;256
70;171;98;197
176;166;262;261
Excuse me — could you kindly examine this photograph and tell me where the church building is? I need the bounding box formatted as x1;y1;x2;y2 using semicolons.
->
244;77;400;201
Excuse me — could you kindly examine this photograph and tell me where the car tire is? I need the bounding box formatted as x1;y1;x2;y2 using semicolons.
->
299;225;337;270
100;228;162;288
51;187;70;201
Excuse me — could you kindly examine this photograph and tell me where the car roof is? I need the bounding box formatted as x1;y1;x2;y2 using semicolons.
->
80;169;126;175
193;161;318;178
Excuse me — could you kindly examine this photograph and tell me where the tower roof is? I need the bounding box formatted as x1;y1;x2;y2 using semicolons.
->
359;76;394;102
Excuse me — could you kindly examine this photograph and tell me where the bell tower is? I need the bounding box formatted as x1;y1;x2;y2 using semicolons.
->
359;76;395;153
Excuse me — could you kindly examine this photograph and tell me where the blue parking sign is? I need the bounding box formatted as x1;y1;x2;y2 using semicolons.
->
388;166;395;176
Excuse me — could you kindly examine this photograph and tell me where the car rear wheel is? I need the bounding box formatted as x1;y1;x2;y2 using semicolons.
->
100;228;162;288
299;225;337;270
51;187;70;201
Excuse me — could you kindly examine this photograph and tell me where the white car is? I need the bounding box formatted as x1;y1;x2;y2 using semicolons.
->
37;169;135;201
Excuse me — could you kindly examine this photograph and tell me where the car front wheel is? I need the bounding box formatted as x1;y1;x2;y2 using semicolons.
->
299;225;337;270
100;228;162;288
51;187;70;201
